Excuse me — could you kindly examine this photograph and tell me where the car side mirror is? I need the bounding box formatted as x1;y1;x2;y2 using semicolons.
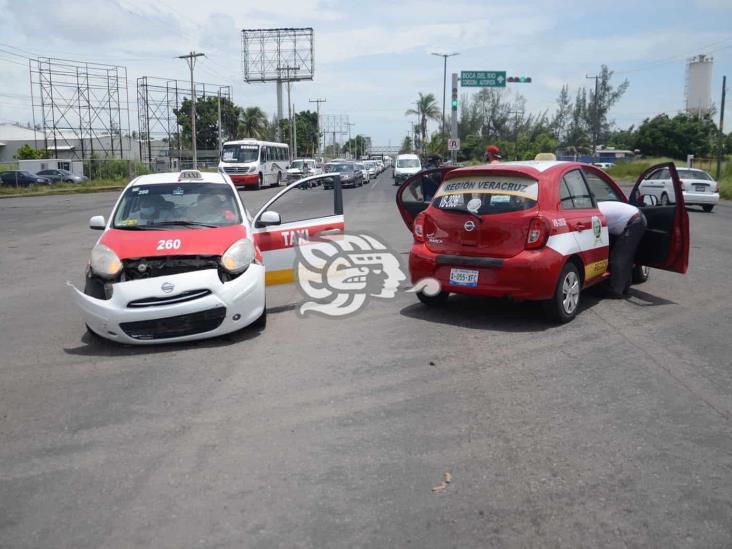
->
256;210;281;227
89;215;106;230
640;194;658;207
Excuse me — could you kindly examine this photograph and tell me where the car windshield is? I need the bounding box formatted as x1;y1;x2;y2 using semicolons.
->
113;182;241;229
397;159;420;168
222;144;259;163
290;160;304;169
432;175;539;215
677;169;712;181
326;163;353;173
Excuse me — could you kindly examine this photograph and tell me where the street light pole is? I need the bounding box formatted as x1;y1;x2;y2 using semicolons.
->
178;51;205;168
432;52;459;137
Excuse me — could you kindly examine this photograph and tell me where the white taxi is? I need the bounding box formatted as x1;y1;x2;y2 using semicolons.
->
69;170;344;344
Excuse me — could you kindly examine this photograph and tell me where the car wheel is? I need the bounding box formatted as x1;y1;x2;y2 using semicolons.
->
702;204;714;212
543;262;581;323
256;173;263;190
632;265;650;284
275;172;282;187
417;290;449;306
660;192;669;206
251;304;267;329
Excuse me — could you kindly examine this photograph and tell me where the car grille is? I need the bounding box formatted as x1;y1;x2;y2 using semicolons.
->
127;289;212;308
223;166;249;174
120;307;227;340
123;256;220;280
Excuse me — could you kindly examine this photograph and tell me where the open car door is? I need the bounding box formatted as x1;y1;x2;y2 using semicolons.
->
628;162;689;273
252;173;344;285
396;167;456;230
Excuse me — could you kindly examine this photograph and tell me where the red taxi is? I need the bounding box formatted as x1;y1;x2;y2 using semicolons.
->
396;161;689;322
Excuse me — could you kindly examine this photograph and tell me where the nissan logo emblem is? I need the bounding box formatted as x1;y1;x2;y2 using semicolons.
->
464;220;476;232
161;282;175;294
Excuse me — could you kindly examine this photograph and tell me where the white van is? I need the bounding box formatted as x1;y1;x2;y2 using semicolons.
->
393;154;422;185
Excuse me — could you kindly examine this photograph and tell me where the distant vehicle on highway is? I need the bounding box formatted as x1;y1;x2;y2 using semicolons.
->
70;169;345;345
0;170;52;187
638;166;719;212
355;162;370;183
363;160;378;179
324;161;363;188
396;161;690;322
219;139;289;189
393;154;421;185
36;168;88;183
593;162;614;170
286;159;321;182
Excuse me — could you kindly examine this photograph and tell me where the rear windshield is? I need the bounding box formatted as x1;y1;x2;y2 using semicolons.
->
397;159;420;168
325;163;353;172
433;175;538;215
677;169;712;181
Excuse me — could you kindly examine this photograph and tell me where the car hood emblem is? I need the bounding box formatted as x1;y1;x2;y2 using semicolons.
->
161;281;175;294
464;220;476;232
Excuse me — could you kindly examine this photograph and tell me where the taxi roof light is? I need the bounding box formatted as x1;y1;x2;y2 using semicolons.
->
179;170;204;181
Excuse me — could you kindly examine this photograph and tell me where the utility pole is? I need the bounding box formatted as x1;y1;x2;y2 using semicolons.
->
278;65;299;160
586;74;600;159
716;75;726;181
309;98;327;157
346;122;355;159
178;51;205;168
509;110;524;160
293;103;297;159
216;87;223;156
431;52;459;137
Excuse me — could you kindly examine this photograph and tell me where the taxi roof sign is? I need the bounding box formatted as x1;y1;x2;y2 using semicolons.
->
178;170;204;181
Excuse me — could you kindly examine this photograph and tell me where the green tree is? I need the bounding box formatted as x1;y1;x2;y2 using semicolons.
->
586;65;630;151
174;96;239;150
399;135;413;154
15;144;48;159
238;106;269;139
341;134;369;158
636;113;717;158
405;93;441;153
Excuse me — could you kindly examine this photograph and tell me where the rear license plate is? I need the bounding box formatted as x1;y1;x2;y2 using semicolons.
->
694;184;706;192
449;268;479;287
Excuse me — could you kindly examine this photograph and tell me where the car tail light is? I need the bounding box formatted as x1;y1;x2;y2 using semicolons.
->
413;212;426;242
526;217;551;250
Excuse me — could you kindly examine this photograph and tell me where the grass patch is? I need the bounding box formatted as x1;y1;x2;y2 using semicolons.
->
0;178;127;198
605;157;676;182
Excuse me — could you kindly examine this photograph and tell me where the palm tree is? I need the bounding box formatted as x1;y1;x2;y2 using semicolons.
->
405;93;441;154
238;107;269;140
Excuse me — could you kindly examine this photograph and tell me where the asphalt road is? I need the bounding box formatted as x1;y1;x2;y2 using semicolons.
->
1;170;732;548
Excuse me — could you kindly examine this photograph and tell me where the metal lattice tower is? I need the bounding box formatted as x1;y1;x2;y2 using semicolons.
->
29;57;131;159
136;77;231;166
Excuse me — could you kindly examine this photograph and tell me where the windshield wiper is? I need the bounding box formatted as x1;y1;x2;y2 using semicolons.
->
150;221;219;228
113;225;163;230
443;208;484;224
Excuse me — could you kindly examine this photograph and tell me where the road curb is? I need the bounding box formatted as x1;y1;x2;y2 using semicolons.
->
0;185;126;199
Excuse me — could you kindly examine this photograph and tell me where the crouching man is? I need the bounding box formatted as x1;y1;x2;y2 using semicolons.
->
597;201;647;298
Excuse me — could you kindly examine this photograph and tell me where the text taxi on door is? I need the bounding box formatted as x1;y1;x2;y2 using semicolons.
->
69;170;344;344
396;161;689;322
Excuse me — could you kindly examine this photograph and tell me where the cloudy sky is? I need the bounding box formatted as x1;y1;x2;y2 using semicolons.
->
0;0;730;146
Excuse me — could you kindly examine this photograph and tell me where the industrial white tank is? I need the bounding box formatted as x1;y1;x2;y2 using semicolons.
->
685;54;713;116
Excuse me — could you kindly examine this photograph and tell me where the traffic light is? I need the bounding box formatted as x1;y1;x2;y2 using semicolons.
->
507;76;532;83
451;97;458;109
451;84;458;110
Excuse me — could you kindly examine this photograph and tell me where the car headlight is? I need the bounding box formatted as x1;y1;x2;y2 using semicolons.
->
90;243;122;278
220;238;256;274
248;166;257;173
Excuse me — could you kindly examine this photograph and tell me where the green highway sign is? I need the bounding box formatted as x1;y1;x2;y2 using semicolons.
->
460;71;506;88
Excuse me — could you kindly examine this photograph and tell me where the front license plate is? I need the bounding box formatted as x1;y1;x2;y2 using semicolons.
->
449;268;479;287
694;185;705;192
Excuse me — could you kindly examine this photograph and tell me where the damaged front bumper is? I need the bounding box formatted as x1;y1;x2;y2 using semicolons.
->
68;266;265;345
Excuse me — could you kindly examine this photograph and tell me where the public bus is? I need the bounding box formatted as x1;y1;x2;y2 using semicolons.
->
218;139;290;189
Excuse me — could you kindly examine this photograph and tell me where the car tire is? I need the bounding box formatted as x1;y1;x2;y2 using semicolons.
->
251;304;267;329
632;265;650;284
275;172;282;187
256;173;263;190
417;290;449;306
660;192;669;206
702;204;714;212
543;262;581;323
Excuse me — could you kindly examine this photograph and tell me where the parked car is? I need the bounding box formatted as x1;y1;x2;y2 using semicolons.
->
593;162;613;170
637;166;719;212
396;161;689;322
36;169;88;183
0;171;52;187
